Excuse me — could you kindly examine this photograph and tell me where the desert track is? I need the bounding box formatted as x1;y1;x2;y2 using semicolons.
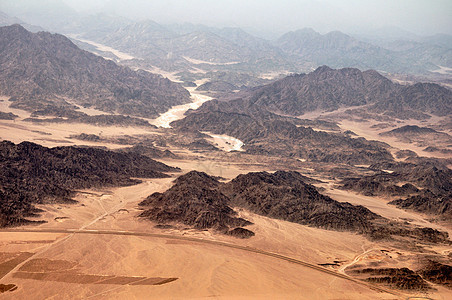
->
0;228;406;298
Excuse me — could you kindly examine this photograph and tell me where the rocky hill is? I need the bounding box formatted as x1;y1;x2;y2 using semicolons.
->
418;260;452;287
139;170;449;242
371;83;452;117
0;140;178;227
227;66;451;117
380;125;452;150
223;171;379;232
340;160;452;220
139;171;252;232
195;81;239;93
0;24;190;119
173;83;394;165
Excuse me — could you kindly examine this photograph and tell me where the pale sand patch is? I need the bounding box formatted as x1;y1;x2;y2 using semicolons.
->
259;70;290;80
0;169;448;299
68;35;135;61
0;233;395;300
431;65;452;75
339;119;452;159
0;97;31;119
0;119;160;149
140;66;183;83
150;88;212;128
202;132;244;152
183;56;239;66
0;178;394;299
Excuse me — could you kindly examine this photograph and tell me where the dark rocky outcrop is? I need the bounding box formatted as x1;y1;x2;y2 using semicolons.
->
226;227;255;239
351;267;430;290
196;81;239;93
0;112;18;120
0;140;178;227
389;191;452;220
119;144;178;159
418;260;452;287
223;171;379;232
139;170;449;242
139;171;251;231
340;160;452;221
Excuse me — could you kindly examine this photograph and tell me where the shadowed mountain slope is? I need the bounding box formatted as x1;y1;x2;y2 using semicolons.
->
0;24;190;119
0;140;178;227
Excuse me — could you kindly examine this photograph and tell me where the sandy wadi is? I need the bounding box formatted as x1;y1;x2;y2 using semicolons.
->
150;88;213;128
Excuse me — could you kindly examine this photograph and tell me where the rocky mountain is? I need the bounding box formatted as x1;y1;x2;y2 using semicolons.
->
140;170;449;242
240;66;396;115
277;29;436;73
139;171;252;232
0;140;178;227
223;171;379;232
0;24;191;119
377;39;452;69
3;4;451;77
340;160;452;220
91;20;289;72
225;66;451;117
371;82;452;118
0;10;43;32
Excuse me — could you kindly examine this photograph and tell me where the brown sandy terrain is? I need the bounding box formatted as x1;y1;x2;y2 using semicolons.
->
298;104;452;160
338;119;452;159
0;168;449;299
1;91;452;299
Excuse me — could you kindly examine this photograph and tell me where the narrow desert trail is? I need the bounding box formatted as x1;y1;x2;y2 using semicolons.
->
0;228;405;299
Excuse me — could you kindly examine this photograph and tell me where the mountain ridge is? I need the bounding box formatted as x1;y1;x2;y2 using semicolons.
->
0;24;191;119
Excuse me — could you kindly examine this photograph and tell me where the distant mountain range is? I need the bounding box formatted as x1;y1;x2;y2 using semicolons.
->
0;24;190;119
1;10;450;77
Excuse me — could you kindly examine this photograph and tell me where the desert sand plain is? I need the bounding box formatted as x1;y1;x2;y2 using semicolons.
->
0;91;451;300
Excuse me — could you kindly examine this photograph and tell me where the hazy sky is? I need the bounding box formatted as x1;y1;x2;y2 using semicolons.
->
3;0;452;36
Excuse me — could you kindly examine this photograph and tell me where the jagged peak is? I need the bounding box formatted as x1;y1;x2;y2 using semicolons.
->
312;65;334;73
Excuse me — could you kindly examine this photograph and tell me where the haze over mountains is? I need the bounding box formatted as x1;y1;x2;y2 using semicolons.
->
1;8;451;80
0;2;452;299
